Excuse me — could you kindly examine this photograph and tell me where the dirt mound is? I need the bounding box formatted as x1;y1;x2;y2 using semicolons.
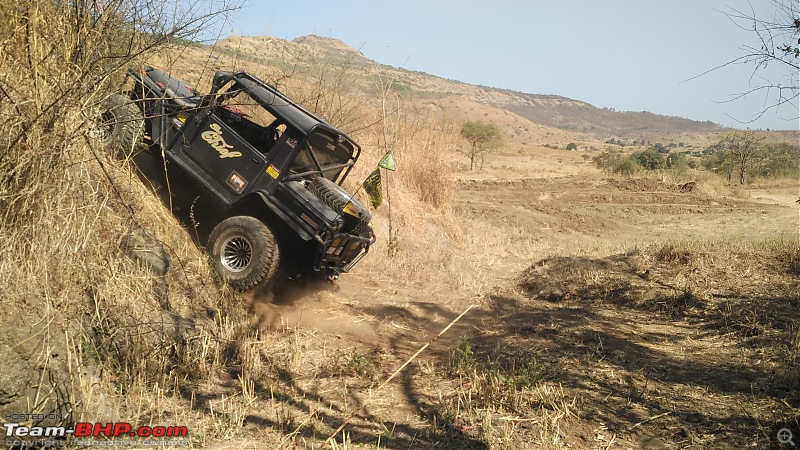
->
509;240;800;448
603;177;677;192
519;241;800;323
520;251;655;302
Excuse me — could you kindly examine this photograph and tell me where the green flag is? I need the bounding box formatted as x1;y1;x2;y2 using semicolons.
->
362;168;383;208
378;151;396;171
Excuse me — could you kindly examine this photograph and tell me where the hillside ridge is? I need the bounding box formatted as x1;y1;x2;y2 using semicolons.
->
216;34;727;139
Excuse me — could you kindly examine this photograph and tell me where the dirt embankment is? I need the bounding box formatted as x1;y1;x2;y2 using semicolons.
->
454;175;796;243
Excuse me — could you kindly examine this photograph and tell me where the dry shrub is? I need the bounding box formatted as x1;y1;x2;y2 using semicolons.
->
694;173;734;197
779;241;800;276
0;0;248;430
652;242;696;265
394;122;457;209
414;156;454;207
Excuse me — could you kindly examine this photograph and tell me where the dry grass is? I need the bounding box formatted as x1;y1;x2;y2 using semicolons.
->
432;335;570;449
0;0;255;441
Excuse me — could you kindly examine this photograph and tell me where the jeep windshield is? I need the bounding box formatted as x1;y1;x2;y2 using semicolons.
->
288;128;357;182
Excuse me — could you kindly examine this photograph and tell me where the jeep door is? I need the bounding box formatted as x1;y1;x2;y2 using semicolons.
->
180;112;266;196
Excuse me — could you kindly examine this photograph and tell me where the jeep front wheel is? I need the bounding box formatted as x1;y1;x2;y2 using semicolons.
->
208;216;280;291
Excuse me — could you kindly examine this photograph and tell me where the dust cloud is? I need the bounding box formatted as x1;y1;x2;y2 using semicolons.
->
244;276;376;337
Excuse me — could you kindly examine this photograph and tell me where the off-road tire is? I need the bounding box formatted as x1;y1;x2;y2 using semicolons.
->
306;177;371;233
208;216;280;291
98;94;144;158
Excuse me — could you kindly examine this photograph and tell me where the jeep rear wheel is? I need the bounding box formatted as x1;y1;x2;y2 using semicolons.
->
306;177;371;233
208;216;280;291
96;94;144;158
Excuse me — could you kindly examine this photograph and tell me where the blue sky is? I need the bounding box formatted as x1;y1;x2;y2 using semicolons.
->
215;0;798;130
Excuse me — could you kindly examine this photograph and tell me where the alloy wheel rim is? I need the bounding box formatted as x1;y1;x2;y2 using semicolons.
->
221;236;252;273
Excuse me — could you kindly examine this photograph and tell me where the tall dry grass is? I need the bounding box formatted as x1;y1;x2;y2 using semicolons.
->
0;0;253;435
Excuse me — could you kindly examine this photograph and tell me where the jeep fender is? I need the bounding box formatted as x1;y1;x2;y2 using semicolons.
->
252;192;314;241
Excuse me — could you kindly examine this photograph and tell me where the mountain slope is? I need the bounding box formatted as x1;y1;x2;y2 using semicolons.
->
216;34;724;141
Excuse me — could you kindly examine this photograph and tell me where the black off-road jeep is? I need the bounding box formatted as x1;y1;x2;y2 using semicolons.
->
100;66;374;290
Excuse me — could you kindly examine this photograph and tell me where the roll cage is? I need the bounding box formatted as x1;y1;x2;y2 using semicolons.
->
208;71;361;183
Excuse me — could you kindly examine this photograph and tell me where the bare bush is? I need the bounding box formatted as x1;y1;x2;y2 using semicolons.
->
0;0;243;430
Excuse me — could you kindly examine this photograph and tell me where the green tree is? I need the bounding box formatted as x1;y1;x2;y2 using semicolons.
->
633;149;666;170
458;121;502;170
613;158;642;176
708;149;737;182
566;143;578;150
652;143;668;154
754;142;800;178
666;152;687;171
592;150;623;172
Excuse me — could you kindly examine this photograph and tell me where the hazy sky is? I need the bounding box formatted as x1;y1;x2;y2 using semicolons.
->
216;0;798;131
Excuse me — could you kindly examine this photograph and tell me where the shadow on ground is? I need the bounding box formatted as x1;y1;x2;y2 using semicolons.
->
350;244;800;448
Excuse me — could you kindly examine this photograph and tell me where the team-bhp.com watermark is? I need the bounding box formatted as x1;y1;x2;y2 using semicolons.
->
3;416;189;448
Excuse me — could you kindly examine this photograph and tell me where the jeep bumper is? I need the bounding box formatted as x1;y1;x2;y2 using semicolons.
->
317;232;375;277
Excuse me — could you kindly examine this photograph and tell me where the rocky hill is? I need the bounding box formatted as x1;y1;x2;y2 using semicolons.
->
215;35;726;142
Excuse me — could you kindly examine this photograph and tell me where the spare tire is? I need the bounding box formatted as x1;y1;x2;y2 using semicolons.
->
305;177;371;233
96;94;144;158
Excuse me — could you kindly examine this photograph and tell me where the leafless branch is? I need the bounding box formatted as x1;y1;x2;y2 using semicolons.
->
689;1;800;124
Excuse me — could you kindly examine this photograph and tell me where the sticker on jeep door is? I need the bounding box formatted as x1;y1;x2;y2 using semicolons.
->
201;123;242;158
226;170;248;193
266;164;281;179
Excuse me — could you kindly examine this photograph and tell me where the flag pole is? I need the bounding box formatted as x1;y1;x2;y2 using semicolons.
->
377;149;396;256
361;150;395;253
385;162;394;256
